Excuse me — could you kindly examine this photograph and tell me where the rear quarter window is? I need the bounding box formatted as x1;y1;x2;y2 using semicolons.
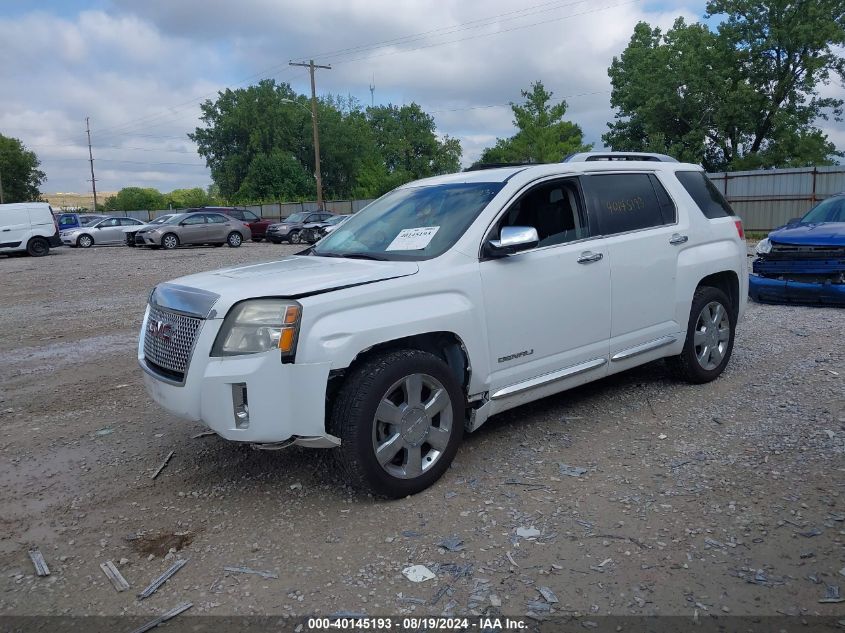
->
675;171;735;219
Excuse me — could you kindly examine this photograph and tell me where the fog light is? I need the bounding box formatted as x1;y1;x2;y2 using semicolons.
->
232;383;249;428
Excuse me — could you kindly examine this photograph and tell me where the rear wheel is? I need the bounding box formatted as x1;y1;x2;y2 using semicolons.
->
667;286;735;384
77;234;94;248
227;231;243;247
252;237;263;243
26;237;49;257
329;349;464;498
161;233;179;250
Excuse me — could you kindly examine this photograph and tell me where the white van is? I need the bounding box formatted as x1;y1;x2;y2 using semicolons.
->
0;202;62;257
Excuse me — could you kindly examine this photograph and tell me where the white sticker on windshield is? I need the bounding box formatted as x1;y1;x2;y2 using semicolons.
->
385;226;440;251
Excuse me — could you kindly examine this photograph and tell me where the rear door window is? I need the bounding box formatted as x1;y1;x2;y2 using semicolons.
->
583;173;671;235
675;171;735;218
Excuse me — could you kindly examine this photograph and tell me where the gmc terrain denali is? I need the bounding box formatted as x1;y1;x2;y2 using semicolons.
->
139;153;747;497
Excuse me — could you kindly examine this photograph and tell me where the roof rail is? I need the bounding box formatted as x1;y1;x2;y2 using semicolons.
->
562;152;678;163
464;162;536;172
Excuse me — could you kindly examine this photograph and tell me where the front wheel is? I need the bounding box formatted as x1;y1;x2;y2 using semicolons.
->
161;233;179;250
289;230;301;244
227;231;243;247
27;237;49;257
667;286;736;384
329;349;464;498
77;234;94;248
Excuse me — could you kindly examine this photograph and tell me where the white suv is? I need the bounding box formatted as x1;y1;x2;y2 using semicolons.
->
139;153;747;497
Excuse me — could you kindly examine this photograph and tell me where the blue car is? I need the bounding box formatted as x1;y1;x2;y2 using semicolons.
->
749;192;845;305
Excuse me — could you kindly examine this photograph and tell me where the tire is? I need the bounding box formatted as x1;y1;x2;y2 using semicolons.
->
77;234;94;248
252;237;263;243
26;237;49;257
329;349;465;498
214;243;224;247
667;286;736;384
161;233;179;250
289;230;301;244
227;231;243;247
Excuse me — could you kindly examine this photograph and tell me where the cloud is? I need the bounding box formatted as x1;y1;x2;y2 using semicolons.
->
1;0;842;195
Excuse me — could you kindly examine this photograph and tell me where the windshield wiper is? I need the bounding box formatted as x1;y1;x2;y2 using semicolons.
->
314;251;389;261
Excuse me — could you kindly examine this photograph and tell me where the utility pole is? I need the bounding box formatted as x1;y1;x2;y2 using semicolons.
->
369;75;375;108
289;59;331;210
0;168;4;204
86;117;98;212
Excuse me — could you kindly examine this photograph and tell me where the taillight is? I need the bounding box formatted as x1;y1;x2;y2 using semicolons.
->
734;220;744;240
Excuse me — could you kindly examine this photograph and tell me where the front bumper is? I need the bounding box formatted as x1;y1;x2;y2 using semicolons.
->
749;273;845;305
138;307;336;444
266;227;292;241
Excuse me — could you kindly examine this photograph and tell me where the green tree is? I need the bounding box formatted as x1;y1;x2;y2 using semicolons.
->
191;81;461;202
0;134;46;203
367;103;462;185
165;187;213;209
476;82;592;165
605;1;845;171
104;187;165;211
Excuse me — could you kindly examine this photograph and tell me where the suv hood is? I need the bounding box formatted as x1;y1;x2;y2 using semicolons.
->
157;255;419;316
771;222;845;246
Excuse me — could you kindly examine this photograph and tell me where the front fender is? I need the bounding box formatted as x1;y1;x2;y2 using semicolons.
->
296;265;489;395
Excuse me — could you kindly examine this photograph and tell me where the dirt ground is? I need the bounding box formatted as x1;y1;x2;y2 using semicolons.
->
1;243;843;623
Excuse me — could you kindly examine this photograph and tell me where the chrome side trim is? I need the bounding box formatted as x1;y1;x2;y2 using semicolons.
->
491;357;607;400
610;335;677;362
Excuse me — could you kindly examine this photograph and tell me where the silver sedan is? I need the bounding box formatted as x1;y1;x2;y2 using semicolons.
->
134;212;252;249
61;216;146;248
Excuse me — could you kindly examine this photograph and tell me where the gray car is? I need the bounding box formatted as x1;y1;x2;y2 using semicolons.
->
266;211;336;244
61;216;146;248
134;212;252;249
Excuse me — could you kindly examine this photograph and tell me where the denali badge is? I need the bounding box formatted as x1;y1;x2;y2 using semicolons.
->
498;349;534;363
147;319;173;343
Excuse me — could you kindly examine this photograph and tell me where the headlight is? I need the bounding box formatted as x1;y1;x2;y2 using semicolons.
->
211;299;301;358
755;237;772;255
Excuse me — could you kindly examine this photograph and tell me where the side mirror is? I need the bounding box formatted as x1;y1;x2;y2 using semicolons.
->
484;226;539;258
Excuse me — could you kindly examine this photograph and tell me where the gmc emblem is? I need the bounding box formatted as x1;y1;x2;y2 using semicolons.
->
147;319;173;343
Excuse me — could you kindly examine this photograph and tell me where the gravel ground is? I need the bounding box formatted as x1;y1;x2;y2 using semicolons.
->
0;243;843;622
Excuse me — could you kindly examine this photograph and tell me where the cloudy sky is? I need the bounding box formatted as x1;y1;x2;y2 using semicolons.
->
1;0;843;197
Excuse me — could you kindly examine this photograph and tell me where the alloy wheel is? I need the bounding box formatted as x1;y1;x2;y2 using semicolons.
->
371;373;453;480
693;301;730;371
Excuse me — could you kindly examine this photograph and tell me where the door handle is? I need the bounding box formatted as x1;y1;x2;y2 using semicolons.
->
669;233;689;245
577;251;603;264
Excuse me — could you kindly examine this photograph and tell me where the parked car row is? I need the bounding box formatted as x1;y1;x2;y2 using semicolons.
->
55;206;349;251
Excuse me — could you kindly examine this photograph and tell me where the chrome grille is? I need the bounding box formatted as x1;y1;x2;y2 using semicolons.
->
143;305;202;380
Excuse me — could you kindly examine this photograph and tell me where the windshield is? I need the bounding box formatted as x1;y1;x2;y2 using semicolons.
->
150;215;172;225
326;215;346;225
79;216;103;226
163;213;189;224
284;212;309;223
801;196;845;224
313;182;504;261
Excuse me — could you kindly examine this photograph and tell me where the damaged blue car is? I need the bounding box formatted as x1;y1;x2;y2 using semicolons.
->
749;192;845;305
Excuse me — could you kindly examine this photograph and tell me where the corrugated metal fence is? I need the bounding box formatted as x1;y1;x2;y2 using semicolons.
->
707;166;845;230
